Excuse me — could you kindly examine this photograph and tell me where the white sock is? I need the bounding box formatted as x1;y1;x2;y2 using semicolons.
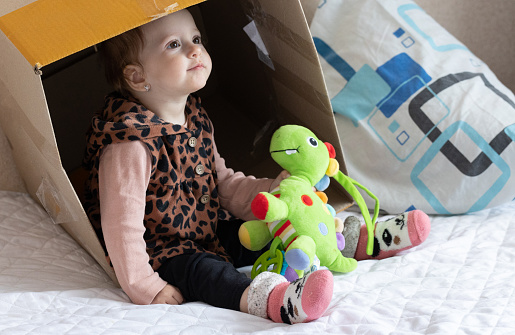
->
247;272;287;319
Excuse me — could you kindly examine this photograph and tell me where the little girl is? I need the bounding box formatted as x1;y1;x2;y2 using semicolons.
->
82;8;430;324
82;8;333;324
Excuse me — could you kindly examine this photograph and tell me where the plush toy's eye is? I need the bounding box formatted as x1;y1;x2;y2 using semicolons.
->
307;137;318;147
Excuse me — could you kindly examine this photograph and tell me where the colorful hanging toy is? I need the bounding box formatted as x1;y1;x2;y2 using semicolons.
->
238;125;380;281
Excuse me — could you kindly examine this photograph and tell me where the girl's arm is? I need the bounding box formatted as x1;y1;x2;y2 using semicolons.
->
99;141;167;305
213;138;277;221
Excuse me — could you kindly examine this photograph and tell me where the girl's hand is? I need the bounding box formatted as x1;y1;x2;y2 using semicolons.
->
151;284;184;305
270;170;290;191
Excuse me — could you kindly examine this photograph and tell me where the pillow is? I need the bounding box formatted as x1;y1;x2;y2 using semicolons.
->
310;0;515;214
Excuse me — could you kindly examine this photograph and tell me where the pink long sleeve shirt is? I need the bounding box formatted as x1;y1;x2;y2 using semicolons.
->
99;140;273;305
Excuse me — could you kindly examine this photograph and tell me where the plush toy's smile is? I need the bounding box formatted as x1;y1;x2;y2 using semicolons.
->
271;147;300;155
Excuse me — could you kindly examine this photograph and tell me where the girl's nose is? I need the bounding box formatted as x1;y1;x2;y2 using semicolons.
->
188;44;202;58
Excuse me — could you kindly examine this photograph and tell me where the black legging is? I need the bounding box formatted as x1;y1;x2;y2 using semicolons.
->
157;219;269;310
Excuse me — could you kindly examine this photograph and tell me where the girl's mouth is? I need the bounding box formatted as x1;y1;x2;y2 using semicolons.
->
189;64;204;71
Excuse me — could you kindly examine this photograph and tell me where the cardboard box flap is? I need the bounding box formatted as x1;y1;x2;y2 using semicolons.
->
0;23;119;283
0;0;205;69
241;0;347;178
0;0;353;287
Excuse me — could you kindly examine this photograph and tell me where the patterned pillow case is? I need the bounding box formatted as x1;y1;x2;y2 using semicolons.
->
311;0;515;214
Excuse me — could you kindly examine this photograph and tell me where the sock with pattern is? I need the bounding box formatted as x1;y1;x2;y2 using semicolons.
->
248;270;333;324
353;209;430;260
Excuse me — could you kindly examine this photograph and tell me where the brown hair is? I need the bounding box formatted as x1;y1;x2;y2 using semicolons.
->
99;27;145;95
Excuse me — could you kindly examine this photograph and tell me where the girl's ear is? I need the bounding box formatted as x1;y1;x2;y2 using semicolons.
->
123;64;147;92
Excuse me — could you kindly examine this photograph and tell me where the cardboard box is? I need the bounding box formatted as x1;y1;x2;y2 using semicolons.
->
0;0;351;284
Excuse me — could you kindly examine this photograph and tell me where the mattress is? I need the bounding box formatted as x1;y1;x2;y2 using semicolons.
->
0;190;514;334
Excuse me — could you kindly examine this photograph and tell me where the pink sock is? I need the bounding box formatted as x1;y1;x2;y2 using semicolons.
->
354;210;430;260
267;270;333;324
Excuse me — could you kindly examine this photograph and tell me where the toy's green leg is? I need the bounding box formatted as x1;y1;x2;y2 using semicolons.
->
326;254;358;273
285;235;316;271
251;192;288;222
239;220;272;251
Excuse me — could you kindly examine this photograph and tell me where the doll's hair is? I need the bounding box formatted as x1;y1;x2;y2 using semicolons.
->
99;27;145;95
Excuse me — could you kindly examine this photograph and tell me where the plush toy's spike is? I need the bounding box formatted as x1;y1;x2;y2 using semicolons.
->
324;142;336;159
334;217;344;233
315;191;328;204
326;204;336;217
315;175;330;191
336;233;345;251
326;158;339;177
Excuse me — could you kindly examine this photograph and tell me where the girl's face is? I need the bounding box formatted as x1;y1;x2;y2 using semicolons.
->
138;10;212;100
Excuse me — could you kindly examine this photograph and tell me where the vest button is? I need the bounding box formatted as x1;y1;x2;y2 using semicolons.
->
188;137;197;147
200;194;210;204
195;164;205;175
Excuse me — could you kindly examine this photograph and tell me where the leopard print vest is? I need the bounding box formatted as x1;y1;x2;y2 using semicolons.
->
83;92;230;270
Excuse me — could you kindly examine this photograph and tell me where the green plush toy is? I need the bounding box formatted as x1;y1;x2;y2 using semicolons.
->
238;125;380;280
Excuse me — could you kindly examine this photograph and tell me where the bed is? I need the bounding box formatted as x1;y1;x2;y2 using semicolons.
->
2;0;515;334
1;189;514;334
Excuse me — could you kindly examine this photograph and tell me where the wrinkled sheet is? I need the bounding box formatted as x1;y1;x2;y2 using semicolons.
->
0;190;514;334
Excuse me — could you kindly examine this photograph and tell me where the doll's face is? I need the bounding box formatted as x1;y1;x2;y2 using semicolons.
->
270;125;330;186
138;9;212;99
375;213;410;251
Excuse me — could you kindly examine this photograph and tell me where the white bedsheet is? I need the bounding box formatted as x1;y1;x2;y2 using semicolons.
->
0;190;514;334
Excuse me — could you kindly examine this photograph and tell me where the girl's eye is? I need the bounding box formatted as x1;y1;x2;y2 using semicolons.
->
167;40;180;49
193;36;202;44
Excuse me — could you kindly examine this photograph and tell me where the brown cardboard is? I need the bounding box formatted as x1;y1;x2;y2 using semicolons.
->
0;0;206;69
0;0;351;284
299;0;318;26
0;126;25;193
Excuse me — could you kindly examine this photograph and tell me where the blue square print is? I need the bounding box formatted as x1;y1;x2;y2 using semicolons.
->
396;131;409;145
402;37;415;48
389;120;400;133
393;28;405;38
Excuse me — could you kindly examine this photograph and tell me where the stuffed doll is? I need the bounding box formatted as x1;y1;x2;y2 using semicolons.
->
239;125;381;280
